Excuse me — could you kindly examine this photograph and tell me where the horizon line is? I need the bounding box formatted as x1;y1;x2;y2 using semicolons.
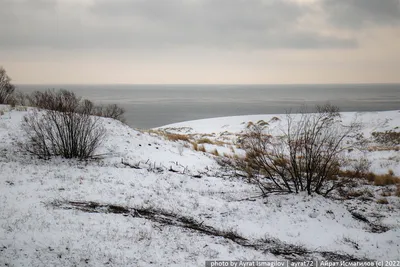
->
14;82;400;86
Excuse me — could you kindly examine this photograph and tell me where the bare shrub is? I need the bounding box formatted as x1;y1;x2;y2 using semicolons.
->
22;108;106;160
28;89;125;123
28;89;81;112
235;104;361;196
80;99;95;115
0;67;15;104
93;104;125;122
12;91;30;106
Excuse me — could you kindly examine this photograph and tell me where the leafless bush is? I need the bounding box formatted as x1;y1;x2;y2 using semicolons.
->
22;108;106;160
93;104;125;122
28;89;81;112
12;91;30;106
0;67;15;104
235;104;361;196
27;89;125;122
80;99;95;115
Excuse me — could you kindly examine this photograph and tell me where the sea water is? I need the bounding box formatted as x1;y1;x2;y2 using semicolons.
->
16;84;400;129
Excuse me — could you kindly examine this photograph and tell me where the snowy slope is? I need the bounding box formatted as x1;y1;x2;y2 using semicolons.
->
1;106;400;266
160;110;400;176
160;110;400;136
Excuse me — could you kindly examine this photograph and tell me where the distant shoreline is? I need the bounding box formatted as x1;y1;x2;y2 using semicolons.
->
15;84;400;129
158;109;400;133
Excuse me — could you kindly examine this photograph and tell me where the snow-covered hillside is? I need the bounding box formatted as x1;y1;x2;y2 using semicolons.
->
160;111;400;136
160;110;400;176
1;106;400;266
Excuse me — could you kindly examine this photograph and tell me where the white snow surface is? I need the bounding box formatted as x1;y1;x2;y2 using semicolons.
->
160;110;399;134
160;110;400;176
1;106;400;266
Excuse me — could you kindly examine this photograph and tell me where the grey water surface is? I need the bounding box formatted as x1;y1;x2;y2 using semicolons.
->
16;84;400;129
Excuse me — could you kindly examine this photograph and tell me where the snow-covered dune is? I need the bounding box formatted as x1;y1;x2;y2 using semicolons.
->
1;106;400;266
160;110;400;136
160;110;400;176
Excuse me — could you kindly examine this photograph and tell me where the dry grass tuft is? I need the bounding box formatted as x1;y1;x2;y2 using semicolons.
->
246;121;254;128
213;140;229;146
197;138;213;144
192;142;198;151
144;129;191;143
373;172;400;186
270;116;280;122
339;169;400;186
211;148;219;156
198;145;206;153
377;198;389;205
165;133;190;142
256;120;269;126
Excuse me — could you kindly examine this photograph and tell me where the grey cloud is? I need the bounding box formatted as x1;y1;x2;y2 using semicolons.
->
323;0;400;28
0;0;58;47
88;0;355;49
0;0;356;50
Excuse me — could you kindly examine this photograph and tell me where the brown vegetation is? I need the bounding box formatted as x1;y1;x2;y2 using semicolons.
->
376;198;389;205
165;133;190;142
197;138;213;144
198;145;206;152
373;172;399;186
338;169;400;186
234;104;361;196
372;130;400;146
192;142;198;151
211;149;219;156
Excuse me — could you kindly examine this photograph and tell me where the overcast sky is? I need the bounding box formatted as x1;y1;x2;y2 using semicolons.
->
1;0;400;84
